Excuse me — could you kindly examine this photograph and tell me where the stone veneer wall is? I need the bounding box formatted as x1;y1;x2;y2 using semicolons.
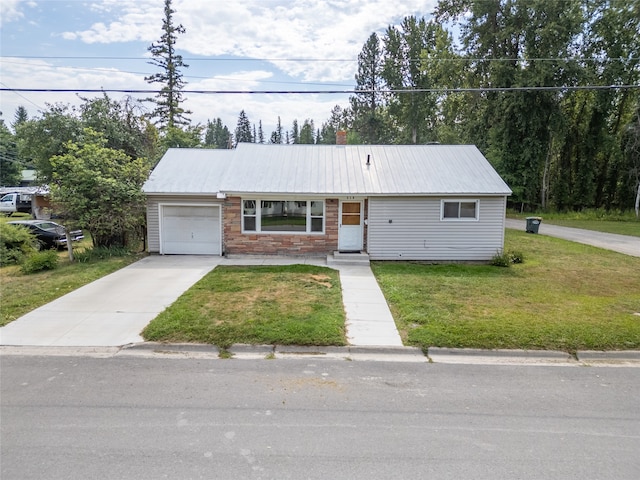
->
223;196;339;256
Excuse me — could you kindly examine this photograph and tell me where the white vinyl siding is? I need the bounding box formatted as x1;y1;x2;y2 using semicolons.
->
146;196;223;254
367;197;507;261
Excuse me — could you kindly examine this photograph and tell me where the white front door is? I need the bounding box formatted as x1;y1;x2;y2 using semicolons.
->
338;201;363;252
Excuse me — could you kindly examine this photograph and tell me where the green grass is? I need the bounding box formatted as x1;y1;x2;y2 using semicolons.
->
0;245;145;326
143;264;346;348
372;230;640;353
508;209;640;237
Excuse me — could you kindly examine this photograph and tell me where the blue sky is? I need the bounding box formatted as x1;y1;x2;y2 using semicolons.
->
1;0;438;135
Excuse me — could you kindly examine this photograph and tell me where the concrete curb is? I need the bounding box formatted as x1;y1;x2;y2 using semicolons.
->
2;344;639;366
427;347;577;365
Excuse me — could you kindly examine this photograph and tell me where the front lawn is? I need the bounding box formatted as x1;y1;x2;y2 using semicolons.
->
143;264;346;348
0;248;145;326
372;229;640;353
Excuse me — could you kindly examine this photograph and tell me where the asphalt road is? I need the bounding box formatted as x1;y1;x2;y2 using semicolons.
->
1;355;639;480
505;218;640;257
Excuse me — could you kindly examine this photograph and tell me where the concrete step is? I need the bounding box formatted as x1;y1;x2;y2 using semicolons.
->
327;251;370;266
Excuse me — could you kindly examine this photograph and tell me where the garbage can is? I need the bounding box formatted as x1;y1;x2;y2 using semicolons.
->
525;217;542;233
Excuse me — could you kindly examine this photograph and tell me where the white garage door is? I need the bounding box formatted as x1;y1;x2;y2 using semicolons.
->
161;205;221;255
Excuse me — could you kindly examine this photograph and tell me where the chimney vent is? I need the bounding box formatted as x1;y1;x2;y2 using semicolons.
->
336;130;347;145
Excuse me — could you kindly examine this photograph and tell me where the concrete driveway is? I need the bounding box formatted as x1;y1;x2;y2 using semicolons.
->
505;218;640;257
0;255;222;347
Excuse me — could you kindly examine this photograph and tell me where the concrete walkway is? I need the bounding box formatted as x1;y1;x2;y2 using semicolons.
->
0;255;403;348
505;218;640;257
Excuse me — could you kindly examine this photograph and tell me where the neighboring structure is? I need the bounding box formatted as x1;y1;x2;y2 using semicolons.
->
143;143;512;261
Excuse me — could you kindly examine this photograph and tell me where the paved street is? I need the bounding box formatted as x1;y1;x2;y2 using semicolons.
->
505;218;640;257
1;355;638;480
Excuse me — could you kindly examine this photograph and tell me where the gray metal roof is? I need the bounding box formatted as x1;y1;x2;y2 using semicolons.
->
144;143;512;196
143;148;233;194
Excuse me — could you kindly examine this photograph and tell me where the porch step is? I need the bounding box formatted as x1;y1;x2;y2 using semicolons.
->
327;251;370;266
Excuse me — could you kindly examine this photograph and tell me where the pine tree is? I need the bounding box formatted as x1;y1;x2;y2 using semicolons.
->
350;33;385;144
258;120;265;144
269;116;283;144
235;110;252;146
12;106;28;131
204;118;231;149
291;119;300;144
145;0;190;130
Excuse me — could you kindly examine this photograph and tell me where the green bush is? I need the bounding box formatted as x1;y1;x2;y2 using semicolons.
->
491;249;525;267
0;222;36;266
21;250;59;274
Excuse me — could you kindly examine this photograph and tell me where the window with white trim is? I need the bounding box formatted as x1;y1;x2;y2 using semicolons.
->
441;200;479;220
242;199;324;233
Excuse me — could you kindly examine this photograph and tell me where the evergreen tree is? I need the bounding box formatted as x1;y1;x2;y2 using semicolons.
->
258;120;265;144
291;119;300;144
235;110;252;145
0;117;22;186
204;118;231;149
269;116;283;144
350;33;386;144
145;0;190;129
299;119;315;144
12;106;28;132
253;124;257;143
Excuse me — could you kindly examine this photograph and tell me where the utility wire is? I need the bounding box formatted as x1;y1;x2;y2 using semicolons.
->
1;85;638;95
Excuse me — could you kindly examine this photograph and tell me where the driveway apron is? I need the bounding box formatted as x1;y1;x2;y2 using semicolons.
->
0;256;222;347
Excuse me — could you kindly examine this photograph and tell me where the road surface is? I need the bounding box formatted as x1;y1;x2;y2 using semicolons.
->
2;355;639;479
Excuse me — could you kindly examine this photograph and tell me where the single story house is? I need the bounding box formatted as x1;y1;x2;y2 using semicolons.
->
142;142;512;261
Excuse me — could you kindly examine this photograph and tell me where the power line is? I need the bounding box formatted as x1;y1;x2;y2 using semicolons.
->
1;85;638;95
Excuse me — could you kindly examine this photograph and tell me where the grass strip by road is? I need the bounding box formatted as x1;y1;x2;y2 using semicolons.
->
372;229;640;353
143;264;346;348
0;249;144;326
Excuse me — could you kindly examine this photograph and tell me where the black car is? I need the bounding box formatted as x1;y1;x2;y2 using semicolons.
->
8;220;84;250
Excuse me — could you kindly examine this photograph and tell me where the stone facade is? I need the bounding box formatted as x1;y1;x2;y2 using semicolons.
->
223;196;339;256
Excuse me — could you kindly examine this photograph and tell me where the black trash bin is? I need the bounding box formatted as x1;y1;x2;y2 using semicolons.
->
526;217;542;233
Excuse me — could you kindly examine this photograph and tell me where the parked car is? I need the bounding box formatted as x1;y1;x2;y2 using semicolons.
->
7;220;84;250
0;192;33;216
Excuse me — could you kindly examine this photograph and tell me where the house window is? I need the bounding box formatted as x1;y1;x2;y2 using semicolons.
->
242;199;324;233
441;200;479;220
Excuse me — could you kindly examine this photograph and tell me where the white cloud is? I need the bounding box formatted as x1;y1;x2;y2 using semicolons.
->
61;0;438;81
0;0;31;25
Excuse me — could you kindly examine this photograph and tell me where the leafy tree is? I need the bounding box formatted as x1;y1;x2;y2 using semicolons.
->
161;125;203;150
79;93;158;162
204;118;231;149
145;0;190;129
50;129;150;248
0;118;22;186
15;103;83;181
234;110;252;145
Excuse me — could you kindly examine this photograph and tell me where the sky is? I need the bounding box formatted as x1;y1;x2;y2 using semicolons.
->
1;0;438;136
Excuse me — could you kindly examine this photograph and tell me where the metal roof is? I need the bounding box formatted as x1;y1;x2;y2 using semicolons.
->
143;148;233;194
144;143;512;196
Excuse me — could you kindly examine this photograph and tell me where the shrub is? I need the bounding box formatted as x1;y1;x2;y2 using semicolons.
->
0;222;36;266
491;251;512;267
21;250;59;274
491;249;525;267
